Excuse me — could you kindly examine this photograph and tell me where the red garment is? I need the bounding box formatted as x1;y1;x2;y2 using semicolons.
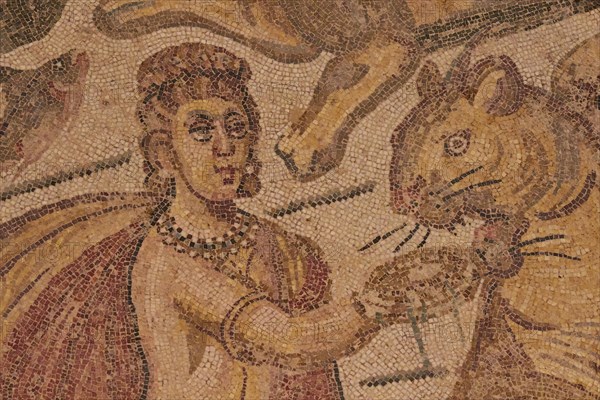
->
1;213;343;400
1;223;150;400
0;191;342;400
270;251;343;400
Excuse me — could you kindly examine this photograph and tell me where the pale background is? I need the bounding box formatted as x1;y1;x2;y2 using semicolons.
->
1;2;598;398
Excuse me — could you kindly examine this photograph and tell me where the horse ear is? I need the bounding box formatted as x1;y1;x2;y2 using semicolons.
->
466;55;525;116
416;60;443;98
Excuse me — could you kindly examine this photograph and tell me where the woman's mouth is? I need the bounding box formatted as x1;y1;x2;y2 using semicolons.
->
214;165;238;185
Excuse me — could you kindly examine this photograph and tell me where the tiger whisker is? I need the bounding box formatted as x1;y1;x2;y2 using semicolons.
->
416;228;431;249
519;251;581;261
358;223;407;252
394;223;420;252
510;234;566;251
442;179;502;202
433;165;484;195
573;321;600;328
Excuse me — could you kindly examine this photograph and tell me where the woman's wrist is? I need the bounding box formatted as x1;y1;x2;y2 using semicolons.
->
219;291;273;364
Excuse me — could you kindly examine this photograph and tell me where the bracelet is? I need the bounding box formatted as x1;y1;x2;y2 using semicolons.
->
219;291;269;364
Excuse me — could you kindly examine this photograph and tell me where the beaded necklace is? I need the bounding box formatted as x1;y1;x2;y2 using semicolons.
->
156;210;258;260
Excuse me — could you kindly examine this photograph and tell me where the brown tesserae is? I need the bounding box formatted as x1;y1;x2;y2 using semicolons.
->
1;1;599;399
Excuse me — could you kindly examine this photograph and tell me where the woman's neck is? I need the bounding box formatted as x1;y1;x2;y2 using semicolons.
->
168;185;238;237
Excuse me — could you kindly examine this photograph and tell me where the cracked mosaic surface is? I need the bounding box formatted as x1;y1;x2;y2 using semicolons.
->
1;1;599;399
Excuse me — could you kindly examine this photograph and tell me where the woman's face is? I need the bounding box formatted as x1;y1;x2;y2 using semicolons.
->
172;97;252;201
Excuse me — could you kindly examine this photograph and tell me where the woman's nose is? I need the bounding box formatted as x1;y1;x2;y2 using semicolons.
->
212;122;235;157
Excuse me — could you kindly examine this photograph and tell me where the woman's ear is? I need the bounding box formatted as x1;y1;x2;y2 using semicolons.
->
416;60;444;98
237;148;261;198
141;129;177;177
466;55;524;116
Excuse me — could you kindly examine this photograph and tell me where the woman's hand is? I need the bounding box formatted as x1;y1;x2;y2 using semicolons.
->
351;289;406;324
354;246;481;325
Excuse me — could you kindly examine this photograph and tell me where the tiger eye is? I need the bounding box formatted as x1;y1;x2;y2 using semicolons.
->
444;129;471;156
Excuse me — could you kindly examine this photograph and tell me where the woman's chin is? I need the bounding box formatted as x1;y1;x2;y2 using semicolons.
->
205;188;239;202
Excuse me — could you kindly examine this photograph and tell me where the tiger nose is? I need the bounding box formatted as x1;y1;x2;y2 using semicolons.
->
392;175;426;214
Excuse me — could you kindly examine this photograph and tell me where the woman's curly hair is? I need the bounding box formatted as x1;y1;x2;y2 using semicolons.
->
137;42;261;198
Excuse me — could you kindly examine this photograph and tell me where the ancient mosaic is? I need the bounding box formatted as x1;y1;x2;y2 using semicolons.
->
1;1;599;399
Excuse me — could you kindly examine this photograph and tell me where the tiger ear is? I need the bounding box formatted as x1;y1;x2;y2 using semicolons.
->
416;60;444;98
467;55;525;116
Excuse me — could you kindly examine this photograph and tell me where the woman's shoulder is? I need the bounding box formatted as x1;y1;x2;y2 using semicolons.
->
254;217;324;257
253;217;333;312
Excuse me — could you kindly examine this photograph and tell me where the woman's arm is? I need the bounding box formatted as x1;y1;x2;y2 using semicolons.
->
173;264;380;370
173;242;482;371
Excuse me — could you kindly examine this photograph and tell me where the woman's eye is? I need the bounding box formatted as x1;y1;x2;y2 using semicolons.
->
444;129;471;156
187;116;214;142
225;114;247;139
188;123;215;142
